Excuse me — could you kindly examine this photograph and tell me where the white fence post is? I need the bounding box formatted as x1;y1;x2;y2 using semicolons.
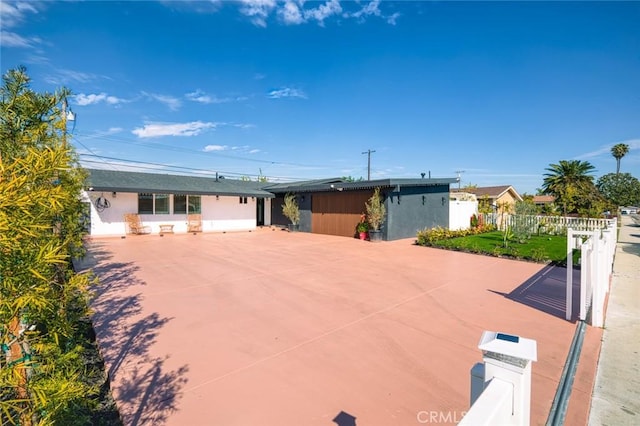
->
567;220;617;328
566;229;574;321
460;331;538;426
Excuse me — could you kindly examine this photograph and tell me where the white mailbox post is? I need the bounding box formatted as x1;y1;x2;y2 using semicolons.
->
480;331;537;425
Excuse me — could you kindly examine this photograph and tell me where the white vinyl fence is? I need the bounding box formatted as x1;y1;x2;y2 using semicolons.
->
566;219;617;327
481;214;613;234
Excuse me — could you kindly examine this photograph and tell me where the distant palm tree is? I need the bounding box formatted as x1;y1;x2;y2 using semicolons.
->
542;160;596;215
611;143;629;174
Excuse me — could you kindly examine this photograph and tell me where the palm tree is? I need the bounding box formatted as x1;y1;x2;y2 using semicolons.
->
611;143;629;174
542;160;596;215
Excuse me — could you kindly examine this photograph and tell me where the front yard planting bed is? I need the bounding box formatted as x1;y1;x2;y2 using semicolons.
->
418;231;573;265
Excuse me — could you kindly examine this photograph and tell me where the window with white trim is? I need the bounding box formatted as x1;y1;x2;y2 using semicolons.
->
137;193;170;214
174;194;201;214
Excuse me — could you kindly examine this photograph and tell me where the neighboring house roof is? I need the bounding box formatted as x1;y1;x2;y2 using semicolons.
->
533;195;555;204
452;185;523;202
264;177;458;194
85;168;275;198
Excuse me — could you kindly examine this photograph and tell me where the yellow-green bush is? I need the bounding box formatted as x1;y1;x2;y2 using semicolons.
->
1;67;96;425
416;224;497;246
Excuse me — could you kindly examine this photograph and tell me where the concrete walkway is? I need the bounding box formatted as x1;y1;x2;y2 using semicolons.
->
589;215;640;425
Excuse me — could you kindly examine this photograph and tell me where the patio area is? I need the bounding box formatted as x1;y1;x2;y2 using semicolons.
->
76;228;601;425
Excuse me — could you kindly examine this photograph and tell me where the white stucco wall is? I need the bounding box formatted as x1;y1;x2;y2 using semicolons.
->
449;200;478;230
85;191;271;237
87;191;134;236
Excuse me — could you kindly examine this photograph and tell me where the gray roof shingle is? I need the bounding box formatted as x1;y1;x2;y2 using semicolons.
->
85;169;275;198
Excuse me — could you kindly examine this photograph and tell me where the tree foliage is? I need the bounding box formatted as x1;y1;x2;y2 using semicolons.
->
610;143;629;174
596;173;640;208
1;67;95;425
541;160;603;216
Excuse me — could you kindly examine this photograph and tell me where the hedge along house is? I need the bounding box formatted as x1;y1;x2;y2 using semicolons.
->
265;177;458;241
84;169;274;237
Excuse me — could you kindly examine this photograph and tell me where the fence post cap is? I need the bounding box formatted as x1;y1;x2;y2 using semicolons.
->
478;331;537;365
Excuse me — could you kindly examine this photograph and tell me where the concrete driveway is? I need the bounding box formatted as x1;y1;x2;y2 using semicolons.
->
77;228;601;425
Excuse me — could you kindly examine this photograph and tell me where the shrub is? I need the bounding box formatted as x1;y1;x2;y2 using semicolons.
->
282;193;300;225
470;214;479;228
531;247;549;263
416;224;496;246
365;187;386;231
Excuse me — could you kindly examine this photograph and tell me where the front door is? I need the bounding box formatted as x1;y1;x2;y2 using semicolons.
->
256;198;265;226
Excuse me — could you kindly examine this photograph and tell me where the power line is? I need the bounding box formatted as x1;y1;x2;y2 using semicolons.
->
70;132;336;170
78;154;317;182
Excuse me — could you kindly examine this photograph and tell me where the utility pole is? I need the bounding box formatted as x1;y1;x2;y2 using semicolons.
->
455;170;465;190
362;149;376;181
61;98;75;148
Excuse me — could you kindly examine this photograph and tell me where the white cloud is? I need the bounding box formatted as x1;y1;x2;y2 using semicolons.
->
387;12;400;25
351;0;381;19
186;89;213;104
142;92;182;110
45;69;103;85
239;0;276;27
279;1;304;25
345;0;401;25
186;89;247;104
267;87;307;99
303;0;342;25
165;0;399;27
0;1;39;28
203;144;228;152
132;121;216;138
202;144;260;155
0;31;40;48
75;93;125;106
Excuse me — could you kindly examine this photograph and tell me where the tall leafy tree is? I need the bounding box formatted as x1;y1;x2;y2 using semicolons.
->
596;173;640;208
541;160;600;215
1;67;94;425
611;143;629;174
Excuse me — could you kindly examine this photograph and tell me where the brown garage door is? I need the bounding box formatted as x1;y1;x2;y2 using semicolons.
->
311;190;373;237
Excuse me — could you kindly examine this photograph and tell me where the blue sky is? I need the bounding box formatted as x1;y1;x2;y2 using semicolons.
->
2;1;639;194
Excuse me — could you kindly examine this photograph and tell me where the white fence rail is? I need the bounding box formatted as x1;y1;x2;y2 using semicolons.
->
460;378;513;426
481;214;613;234
566;219;617;327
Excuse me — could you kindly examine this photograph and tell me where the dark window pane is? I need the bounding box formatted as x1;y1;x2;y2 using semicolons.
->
174;194;187;214
155;194;170;214
138;193;153;214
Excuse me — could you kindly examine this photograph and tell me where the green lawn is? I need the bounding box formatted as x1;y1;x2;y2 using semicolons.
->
425;231;573;265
